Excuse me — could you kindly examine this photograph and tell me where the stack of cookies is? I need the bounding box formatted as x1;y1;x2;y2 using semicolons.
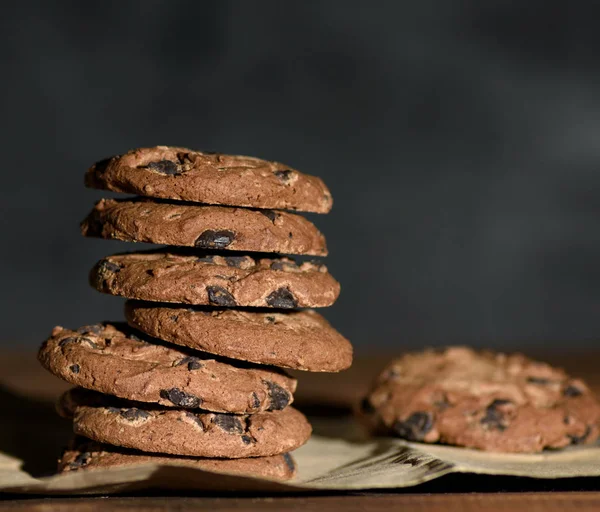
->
38;146;352;481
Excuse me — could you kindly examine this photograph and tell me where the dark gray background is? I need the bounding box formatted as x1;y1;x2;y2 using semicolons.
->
3;1;600;353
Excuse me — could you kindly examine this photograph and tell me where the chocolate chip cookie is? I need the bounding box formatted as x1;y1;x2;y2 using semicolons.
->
59;388;312;458
126;302;352;372
59;438;296;481
360;347;600;453
39;323;296;413
90;251;339;309
85;146;332;214
81;198;327;256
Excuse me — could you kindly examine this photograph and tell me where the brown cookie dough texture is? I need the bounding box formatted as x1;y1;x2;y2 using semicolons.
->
81;198;327;256
39;323;296;414
85;146;332;214
360;347;600;453
126;302;353;372
90;251;339;309
59;389;312;458
59;439;296;481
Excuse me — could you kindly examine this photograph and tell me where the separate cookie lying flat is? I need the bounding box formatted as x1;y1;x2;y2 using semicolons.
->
81;198;327;256
59;389;312;458
90;251;339;309
39;323;296;414
126;302;352;372
59;439;296;481
85;146;332;214
360;347;600;453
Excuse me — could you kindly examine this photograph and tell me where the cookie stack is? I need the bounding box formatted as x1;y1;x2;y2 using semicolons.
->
38;146;352;481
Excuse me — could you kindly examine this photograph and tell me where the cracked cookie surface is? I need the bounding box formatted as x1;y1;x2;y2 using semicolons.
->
39;323;296;414
81;198;327;256
90;251;339;309
85;146;332;214
126;301;352;372
59;388;312;458
359;346;600;453
59;438;297;481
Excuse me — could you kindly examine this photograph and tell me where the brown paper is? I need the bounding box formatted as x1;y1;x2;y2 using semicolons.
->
3;424;600;495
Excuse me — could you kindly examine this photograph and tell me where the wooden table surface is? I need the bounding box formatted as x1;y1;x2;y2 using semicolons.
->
2;350;600;511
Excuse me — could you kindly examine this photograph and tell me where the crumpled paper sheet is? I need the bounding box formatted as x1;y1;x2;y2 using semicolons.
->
3;433;600;495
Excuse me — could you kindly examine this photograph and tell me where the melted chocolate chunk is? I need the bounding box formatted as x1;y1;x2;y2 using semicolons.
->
283;453;295;472
77;324;104;335
146;160;182;175
175;356;204;371
195;230;236;249
564;385;583;397
481;399;512;431
266;381;291;411
119;408;150;421
251;392;261;410
69;451;92;469
213;414;244;434
270;260;298;271
569;425;591;445
265;288;298;309
241;435;253;445
59;336;100;349
207;286;237;307
274;169;293;182
224;256;248;268
160;388;202;408
69;364;80;374
196;255;216;264
392;412;433;441
185;412;205;430
259;210;278;223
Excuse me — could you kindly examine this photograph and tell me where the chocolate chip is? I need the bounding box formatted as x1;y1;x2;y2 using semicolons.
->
569;425;591;445
266;288;298;309
259;210;279;223
160;388;202;408
481;399;512;431
241;435;253;445
195;230;236;249
360;397;376;415
185;412;205;430
196;255;215;264
207;286;237;307
527;377;552;385
146;160;182;175
265;316;276;323
224;256;247;268
175;356;204;371
274;170;293;182
251;392;261;410
283;453;295;472
213;414;244;434
77;324;104;335
266;381;291;411
270;260;298;271
119;408;150;421
69;451;92;469
170;315;179;322
564;385;583;397
99;260;122;274
69;364;80;374
393;412;433;441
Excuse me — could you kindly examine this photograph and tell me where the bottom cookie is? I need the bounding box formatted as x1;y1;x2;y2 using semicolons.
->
58;388;312;458
59;439;296;481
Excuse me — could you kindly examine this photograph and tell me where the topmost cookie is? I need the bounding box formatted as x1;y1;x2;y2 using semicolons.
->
85;146;333;214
